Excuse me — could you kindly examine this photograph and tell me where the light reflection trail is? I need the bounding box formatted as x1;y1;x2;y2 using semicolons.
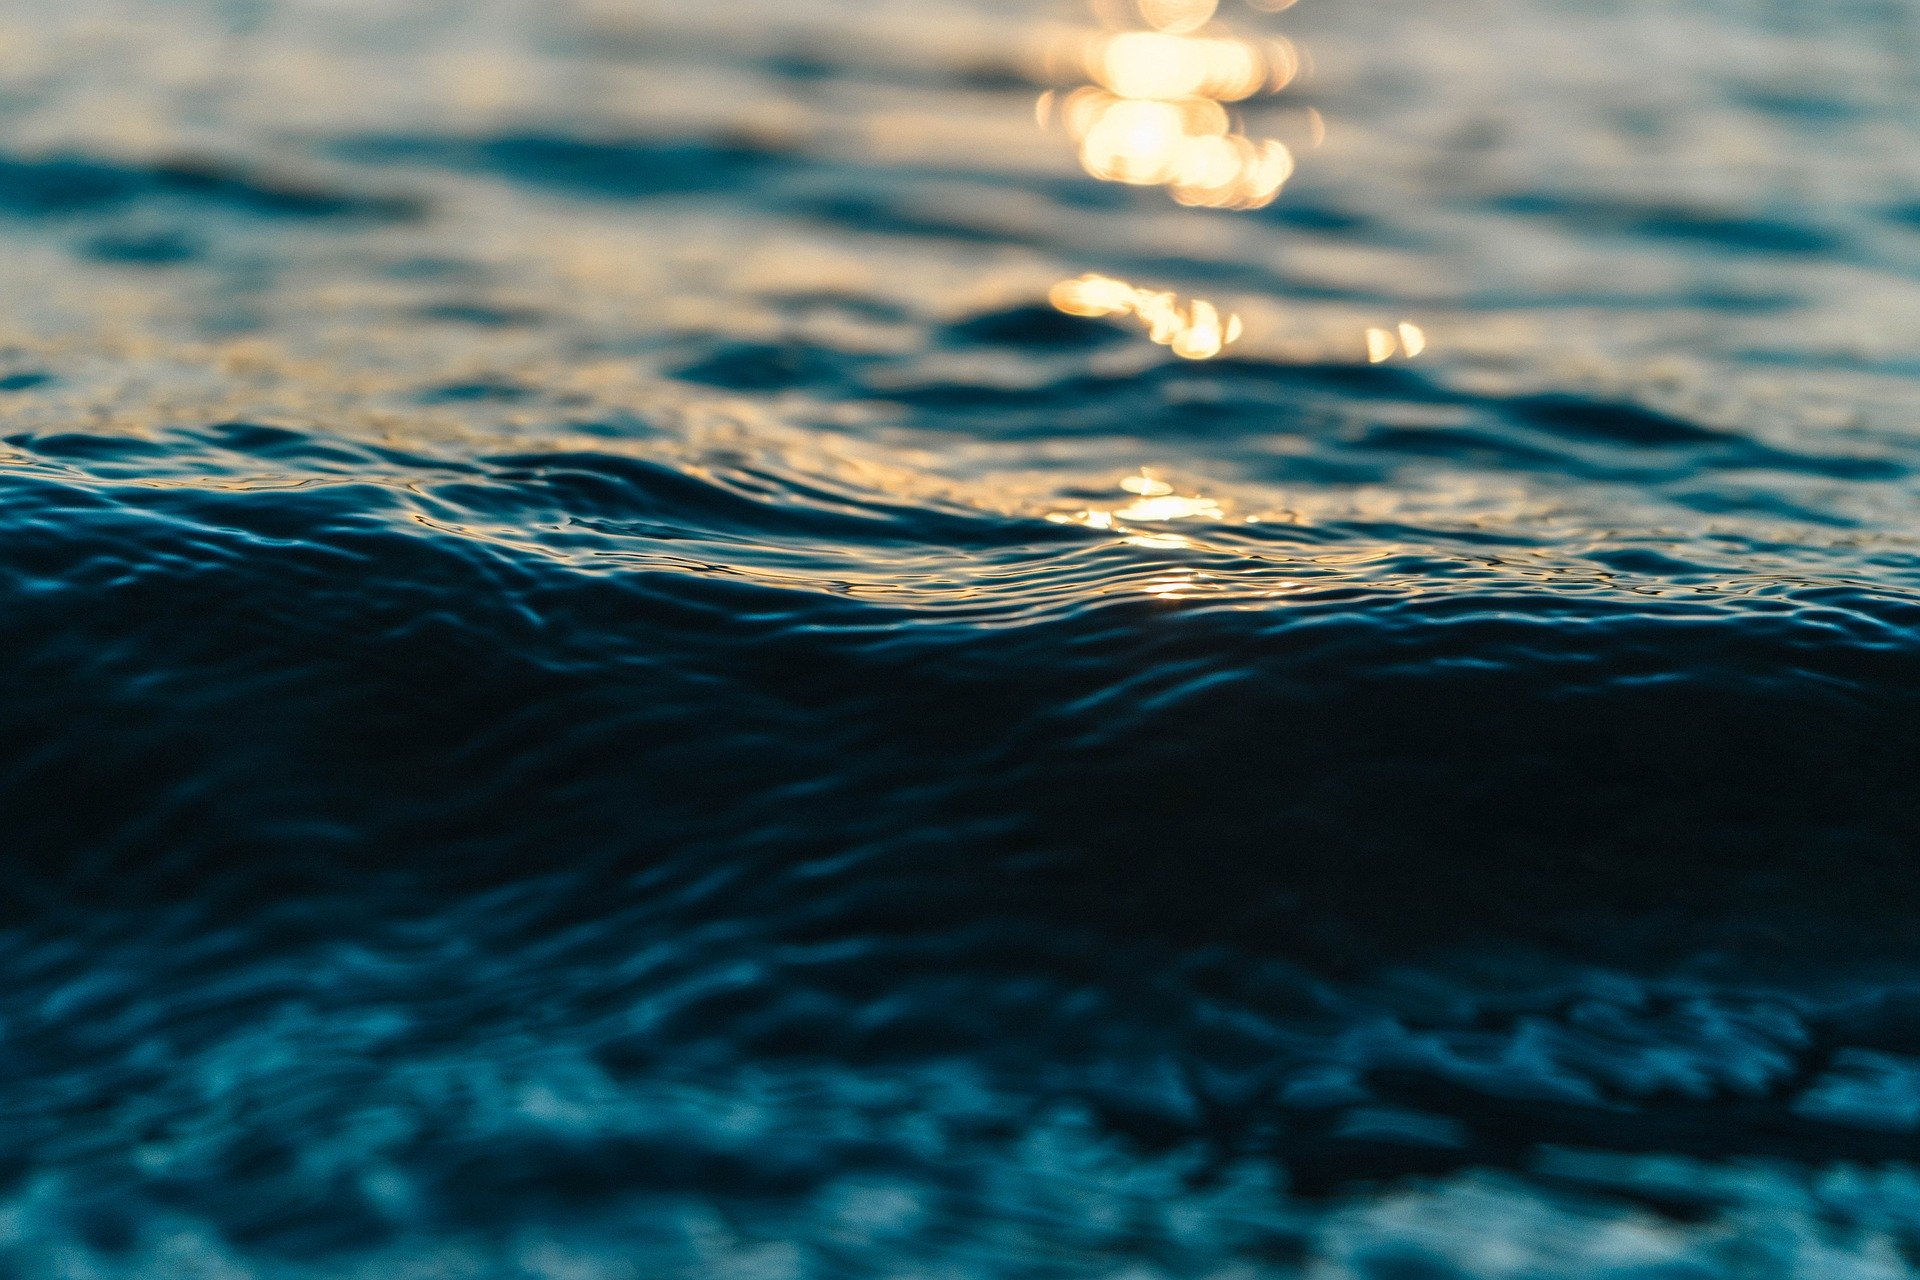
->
1367;322;1428;363
1039;0;1301;211
1036;3;1433;365
1051;273;1245;359
1048;470;1223;537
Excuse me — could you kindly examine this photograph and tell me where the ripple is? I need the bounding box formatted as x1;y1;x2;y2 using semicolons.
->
0;152;421;222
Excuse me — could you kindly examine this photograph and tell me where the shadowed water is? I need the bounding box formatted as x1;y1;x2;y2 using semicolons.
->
1;0;1919;1275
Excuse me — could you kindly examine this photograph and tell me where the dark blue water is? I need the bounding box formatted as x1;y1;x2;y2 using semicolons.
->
2;0;1920;1273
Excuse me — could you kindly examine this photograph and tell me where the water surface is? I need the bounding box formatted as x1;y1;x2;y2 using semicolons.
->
2;0;1920;1274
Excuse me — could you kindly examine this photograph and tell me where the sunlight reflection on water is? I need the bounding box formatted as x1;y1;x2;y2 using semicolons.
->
1039;0;1301;210
1033;0;1431;363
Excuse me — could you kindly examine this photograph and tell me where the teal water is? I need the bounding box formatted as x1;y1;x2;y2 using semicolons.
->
0;0;1919;1275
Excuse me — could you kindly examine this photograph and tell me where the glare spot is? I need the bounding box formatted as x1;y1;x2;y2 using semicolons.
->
1116;494;1223;521
1122;471;1175;496
1361;322;1431;364
1052;475;1224;538
1090;31;1282;102
1137;0;1219;35
1051;273;1244;359
1040;0;1302;210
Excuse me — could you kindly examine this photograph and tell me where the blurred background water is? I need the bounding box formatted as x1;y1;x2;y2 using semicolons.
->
1;0;1919;1275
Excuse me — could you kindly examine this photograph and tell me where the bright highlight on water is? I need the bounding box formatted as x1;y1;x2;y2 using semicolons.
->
1038;0;1303;210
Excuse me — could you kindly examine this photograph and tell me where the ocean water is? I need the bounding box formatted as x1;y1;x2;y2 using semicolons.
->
1;0;1920;1274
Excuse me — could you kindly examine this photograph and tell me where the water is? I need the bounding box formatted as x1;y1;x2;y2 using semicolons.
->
1;0;1920;1274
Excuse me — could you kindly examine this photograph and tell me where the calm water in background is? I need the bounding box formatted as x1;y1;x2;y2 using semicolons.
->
1;0;1920;1274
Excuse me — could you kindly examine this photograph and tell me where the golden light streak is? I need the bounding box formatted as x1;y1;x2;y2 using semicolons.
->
1364;322;1430;363
1088;31;1285;102
1051;273;1245;359
1122;471;1175;496
1116;494;1223;521
1039;0;1302;211
1137;0;1218;34
1048;475;1224;542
